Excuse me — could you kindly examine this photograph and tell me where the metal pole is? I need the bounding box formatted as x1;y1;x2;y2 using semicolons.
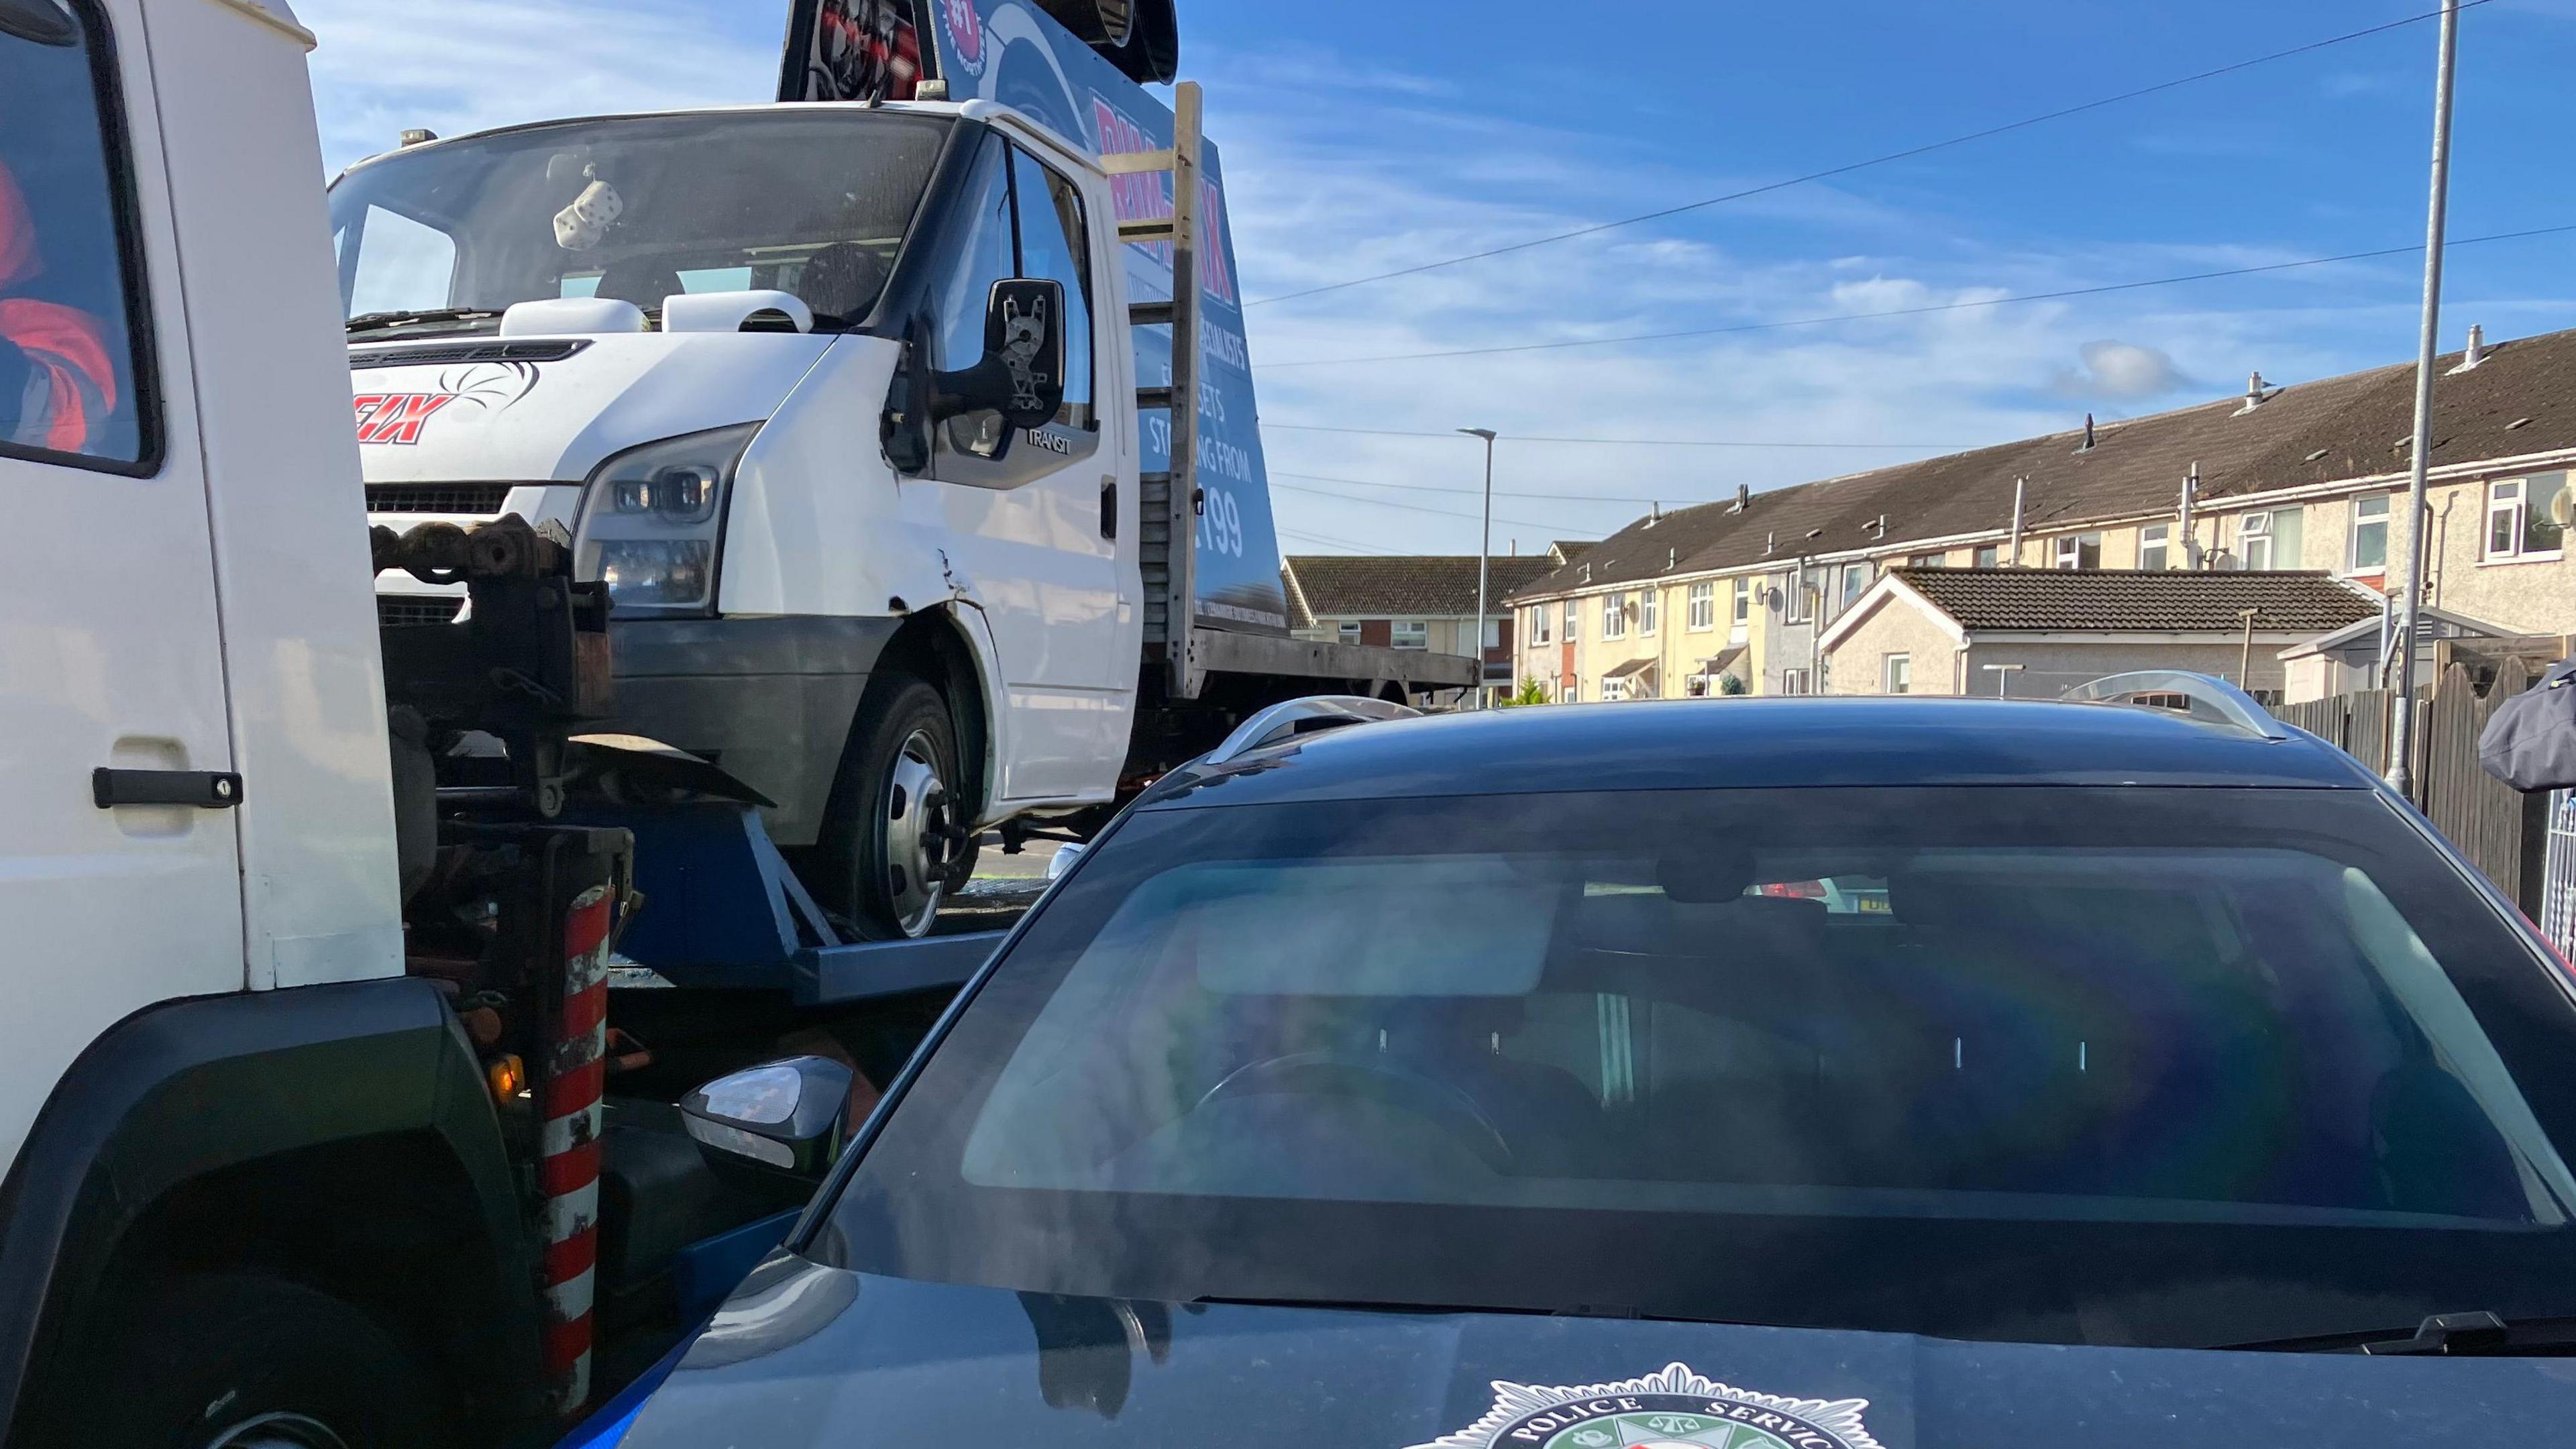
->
1460;428;1498;708
2239;608;2261;688
2388;0;2461;796
1983;663;2025;698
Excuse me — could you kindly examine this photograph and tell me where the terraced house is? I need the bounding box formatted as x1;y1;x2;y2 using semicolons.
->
1507;325;2576;702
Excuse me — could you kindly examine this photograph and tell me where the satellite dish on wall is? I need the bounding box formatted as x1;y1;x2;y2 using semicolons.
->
2552;488;2573;529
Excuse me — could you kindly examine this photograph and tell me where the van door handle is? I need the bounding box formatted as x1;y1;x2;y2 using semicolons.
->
93;768;244;809
1101;477;1118;540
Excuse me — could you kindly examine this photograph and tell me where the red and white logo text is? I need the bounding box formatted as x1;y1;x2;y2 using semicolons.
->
352;392;458;446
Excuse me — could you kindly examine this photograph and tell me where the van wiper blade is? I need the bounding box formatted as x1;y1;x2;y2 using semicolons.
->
2220;1310;2576;1356
346;307;503;335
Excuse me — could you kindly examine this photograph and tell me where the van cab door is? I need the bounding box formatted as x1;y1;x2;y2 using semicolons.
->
0;0;245;1171
908;129;1135;803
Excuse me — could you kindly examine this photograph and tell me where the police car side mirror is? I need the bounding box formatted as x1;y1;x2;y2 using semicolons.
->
682;1055;855;1189
931;278;1066;431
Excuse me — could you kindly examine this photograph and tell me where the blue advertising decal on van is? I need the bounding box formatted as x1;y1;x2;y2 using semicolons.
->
784;0;1289;635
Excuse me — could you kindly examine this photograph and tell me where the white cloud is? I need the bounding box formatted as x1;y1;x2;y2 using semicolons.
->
2053;339;2189;400
299;0;774;173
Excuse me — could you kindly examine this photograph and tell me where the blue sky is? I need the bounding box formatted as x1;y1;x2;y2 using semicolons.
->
299;0;2576;557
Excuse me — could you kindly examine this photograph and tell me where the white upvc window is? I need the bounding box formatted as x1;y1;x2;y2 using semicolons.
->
1482;617;1503;649
1686;582;1715;631
1391;621;1428;649
2139;524;2170;571
1781;570;1811;624
1974;545;2000;568
2053;533;2102;570
2233;508;2303;570
2487;474;2567;560
2350;494;2391;572
1530;605;1550;645
1883;653;1911;695
1732;576;1752;632
1336;621;1360;644
1602;593;1627;640
1562;600;1578;639
1639;589;1658;636
1839;562;1870;608
2238;511;2273;569
1780;667;1813;696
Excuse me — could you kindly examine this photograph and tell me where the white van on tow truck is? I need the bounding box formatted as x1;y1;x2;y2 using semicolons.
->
340;2;1468;939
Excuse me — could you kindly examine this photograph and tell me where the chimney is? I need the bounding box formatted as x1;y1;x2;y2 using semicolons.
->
2449;323;2485;375
1731;484;1751;515
2076;415;2096;453
2233;371;2277;415
1648;501;1664;527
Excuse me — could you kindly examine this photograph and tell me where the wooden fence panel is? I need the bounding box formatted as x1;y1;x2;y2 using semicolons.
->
2418;656;2546;912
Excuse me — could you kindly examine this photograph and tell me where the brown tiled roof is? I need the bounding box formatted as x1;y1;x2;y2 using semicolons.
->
1889;567;2380;634
1503;326;2576;603
1282;555;1559;625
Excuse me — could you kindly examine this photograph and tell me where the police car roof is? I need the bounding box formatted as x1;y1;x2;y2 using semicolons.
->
1142;696;2377;810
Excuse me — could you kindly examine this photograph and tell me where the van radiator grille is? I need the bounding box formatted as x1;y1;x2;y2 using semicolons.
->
366;483;515;515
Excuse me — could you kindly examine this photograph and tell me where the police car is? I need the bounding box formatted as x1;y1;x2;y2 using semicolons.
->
580;674;2576;1448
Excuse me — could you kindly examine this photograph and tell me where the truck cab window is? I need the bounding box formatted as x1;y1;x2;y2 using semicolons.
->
1010;146;1093;429
930;135;1018;458
0;0;150;468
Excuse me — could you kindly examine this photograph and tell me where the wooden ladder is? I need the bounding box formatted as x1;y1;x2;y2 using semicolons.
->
1102;80;1204;700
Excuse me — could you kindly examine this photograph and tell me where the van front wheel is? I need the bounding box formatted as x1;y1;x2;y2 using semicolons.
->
811;678;970;940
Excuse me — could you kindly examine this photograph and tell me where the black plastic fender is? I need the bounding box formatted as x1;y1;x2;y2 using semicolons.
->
0;978;538;1445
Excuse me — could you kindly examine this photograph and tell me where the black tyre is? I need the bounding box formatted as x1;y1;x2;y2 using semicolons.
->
810;678;971;940
81;1273;440;1449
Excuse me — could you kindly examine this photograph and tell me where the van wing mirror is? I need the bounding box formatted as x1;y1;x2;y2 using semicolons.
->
682;1055;855;1186
930;278;1067;432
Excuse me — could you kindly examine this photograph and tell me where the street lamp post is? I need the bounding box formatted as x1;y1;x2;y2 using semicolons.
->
1459;428;1498;708
2388;0;2463;796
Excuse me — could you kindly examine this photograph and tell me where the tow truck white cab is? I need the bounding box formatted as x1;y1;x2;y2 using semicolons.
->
341;0;1470;941
0;0;1461;1445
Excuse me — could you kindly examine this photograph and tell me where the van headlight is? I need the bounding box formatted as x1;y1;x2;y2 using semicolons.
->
573;423;761;617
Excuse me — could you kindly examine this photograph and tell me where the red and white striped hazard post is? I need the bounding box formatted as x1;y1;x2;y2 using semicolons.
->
539;883;613;1416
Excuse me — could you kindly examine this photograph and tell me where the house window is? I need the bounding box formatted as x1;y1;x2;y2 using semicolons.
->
1732;576;1752;631
2139;524;2170;571
1907;552;1946;568
1336;621;1360;644
2350;495;2390;572
1780;667;1813;696
1391;621;1428;649
1638;589;1658;636
1686;582;1715;631
2235;508;2302;570
1839;563;1870;608
1482;617;1503;649
1562;600;1578;639
1781;570;1811;625
2487;474;2567;559
1974;545;2000;568
1599;677;1625;703
1882;653;1911;695
1602;594;1627;641
2052;533;2102;570
1529;606;1550;645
